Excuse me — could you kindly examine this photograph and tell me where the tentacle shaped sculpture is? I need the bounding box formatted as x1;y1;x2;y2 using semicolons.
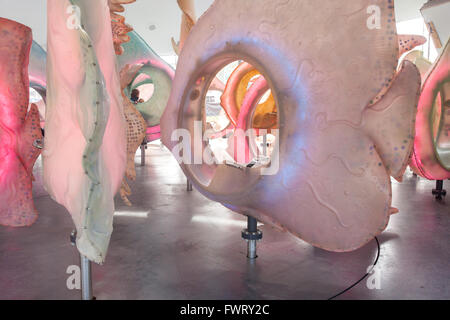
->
411;39;450;180
221;62;277;129
117;30;175;141
0;18;43;227
44;0;126;263
161;0;421;252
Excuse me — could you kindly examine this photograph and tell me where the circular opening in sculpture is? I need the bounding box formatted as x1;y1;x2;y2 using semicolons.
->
129;73;155;104
179;55;282;191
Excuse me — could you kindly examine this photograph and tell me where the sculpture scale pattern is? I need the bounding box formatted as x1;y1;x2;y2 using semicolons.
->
221;62;277;129
119;64;147;206
44;0;126;263
0;18;43;227
161;0;421;252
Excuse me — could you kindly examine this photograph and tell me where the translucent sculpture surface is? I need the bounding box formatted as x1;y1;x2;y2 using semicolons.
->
44;0;126;263
0;18;43;227
411;39;450;180
161;0;421;252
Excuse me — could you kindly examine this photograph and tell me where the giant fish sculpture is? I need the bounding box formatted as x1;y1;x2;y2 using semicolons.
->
161;0;421;252
0;18;43;227
43;0;126;263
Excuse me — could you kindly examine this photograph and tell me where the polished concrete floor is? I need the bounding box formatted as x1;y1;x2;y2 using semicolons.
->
0;142;449;300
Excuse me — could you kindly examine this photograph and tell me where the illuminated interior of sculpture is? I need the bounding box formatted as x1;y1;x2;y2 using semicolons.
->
0;0;449;301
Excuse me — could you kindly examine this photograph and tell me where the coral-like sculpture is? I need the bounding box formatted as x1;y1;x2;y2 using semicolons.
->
118;64;147;206
108;0;147;206
108;0;135;55
44;0;126;263
411;39;450;180
0;18;43;226
161;0;421;252
172;0;225;92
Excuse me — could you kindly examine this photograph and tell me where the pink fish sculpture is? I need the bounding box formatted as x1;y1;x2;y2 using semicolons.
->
0;18;43;227
161;0;421;252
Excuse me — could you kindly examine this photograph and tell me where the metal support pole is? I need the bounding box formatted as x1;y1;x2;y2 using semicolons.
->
80;254;93;300
432;180;447;200
263;134;267;157
186;178;193;191
140;143;146;166
70;230;94;300
242;216;262;259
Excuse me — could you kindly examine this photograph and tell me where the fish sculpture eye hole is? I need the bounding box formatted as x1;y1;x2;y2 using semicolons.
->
180;58;280;188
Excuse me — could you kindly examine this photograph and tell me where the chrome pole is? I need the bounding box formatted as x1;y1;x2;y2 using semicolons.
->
80;254;93;300
140;143;146;166
187;178;193;191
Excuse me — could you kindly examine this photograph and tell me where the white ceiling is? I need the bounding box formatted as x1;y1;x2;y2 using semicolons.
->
0;0;444;56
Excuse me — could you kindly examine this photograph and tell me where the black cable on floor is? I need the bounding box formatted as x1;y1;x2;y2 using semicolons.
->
327;237;380;300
